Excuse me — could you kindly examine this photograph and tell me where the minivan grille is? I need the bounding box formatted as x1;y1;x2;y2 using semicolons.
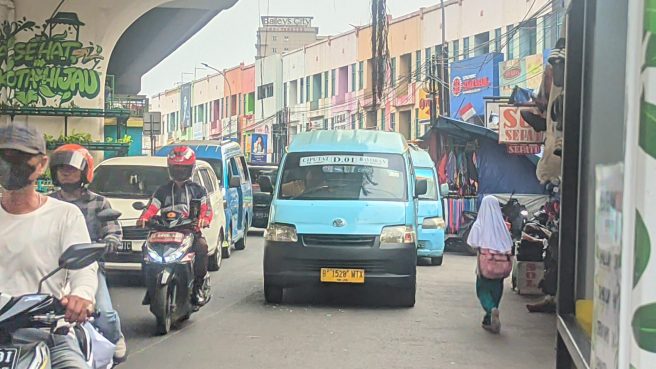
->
302;234;376;247
122;226;150;240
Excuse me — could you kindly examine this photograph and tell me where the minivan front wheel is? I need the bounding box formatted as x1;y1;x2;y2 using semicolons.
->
235;224;247;251
221;228;232;259
208;233;223;271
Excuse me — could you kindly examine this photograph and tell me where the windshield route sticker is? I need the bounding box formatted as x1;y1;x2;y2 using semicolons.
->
300;155;389;168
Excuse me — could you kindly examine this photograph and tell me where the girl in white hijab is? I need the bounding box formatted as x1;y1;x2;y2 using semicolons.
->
467;195;513;334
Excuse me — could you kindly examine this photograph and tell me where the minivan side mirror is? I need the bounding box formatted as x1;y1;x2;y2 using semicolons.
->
132;201;146;211
229;175;242;188
439;183;449;197
258;176;274;193
415;179;428;198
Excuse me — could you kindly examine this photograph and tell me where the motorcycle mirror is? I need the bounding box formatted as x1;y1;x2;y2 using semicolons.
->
97;208;122;222
132;201;147;211
38;243;106;294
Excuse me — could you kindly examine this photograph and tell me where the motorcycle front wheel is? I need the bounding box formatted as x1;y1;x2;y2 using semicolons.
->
153;283;175;335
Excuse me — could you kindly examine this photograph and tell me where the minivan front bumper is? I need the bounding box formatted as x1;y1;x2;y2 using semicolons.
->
263;237;417;289
417;227;446;258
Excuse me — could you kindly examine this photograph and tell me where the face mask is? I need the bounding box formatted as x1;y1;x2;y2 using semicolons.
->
60;181;83;193
0;156;37;191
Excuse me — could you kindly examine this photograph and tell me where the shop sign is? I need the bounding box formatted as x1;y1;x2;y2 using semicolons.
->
498;106;545;144
332;112;348;129
500;54;546;96
450;53;503;123
180;83;192;129
0;11;104;107
251;133;268;165
418;87;438;121
506;144;541;155
262;16;312;27
484;100;506;131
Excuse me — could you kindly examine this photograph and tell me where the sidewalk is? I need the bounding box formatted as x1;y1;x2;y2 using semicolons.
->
416;253;556;369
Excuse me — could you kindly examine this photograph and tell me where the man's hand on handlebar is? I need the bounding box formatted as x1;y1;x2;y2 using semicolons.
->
60;295;93;324
137;218;146;228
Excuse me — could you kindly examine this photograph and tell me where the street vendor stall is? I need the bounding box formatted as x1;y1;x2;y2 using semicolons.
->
420;116;545;237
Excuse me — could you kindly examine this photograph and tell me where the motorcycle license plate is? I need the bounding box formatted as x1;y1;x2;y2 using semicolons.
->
320;268;365;283
121;241;132;252
0;348;19;369
255;211;267;219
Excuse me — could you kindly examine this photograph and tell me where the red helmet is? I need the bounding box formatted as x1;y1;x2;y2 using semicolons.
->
50;144;95;186
167;146;196;181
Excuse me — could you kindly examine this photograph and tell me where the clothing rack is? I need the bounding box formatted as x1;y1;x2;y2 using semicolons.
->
443;196;479;234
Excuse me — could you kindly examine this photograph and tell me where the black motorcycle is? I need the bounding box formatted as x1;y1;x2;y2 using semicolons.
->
0;243;108;369
141;202;210;335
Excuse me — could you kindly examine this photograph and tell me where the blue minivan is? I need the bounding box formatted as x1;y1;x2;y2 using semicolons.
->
259;130;428;307
157;140;253;258
409;145;446;266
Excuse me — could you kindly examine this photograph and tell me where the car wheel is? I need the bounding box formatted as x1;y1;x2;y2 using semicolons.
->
222;228;232;259
431;256;444;266
208;233;223;272
235;224;247;251
264;283;283;304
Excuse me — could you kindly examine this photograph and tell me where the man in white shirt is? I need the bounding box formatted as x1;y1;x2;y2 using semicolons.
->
0;124;97;369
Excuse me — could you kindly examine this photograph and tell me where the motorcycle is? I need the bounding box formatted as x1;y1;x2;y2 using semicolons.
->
0;243;109;369
141;200;210;335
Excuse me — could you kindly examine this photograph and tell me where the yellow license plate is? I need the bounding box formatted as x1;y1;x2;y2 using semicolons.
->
320;268;365;283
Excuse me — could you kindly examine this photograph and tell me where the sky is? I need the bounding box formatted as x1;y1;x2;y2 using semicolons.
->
139;0;438;97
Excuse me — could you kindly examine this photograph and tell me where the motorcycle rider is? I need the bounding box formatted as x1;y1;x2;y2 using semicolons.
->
0;124;96;369
137;146;213;307
49;144;128;364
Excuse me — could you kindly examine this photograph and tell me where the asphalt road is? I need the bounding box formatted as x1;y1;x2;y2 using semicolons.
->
108;231;556;369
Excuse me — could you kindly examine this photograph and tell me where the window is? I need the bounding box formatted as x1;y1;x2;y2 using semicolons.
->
359;112;364;129
199;169;216;194
415;108;420;138
474;32;489;56
495;28;502;53
416;50;422;82
452;40;459;62
351;114;356;129
381;108;386;129
284;35;289;41
257;83;274;100
306;77;310;102
543;14;553;50
284;82;288;107
390;112;396;131
507;25;515;60
331;69;336;96
272;47;277;53
323;118;329;130
300;78;304;103
238;157;250;182
351;63;356;92
390;57;397;87
203;159;224;185
425;47;432;66
463;37;470;59
324;71;329;98
272;36;278;41
229;157;240;178
520;19;537;57
358;61;364;90
198;104;205;123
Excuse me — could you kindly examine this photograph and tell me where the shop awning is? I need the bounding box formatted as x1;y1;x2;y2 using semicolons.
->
422;116;540;165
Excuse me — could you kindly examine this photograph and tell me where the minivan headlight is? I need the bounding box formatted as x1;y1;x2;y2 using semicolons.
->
422;217;446;230
380;225;416;245
265;224;298;243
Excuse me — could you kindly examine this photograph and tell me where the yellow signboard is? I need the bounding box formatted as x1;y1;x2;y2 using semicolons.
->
417;87;439;121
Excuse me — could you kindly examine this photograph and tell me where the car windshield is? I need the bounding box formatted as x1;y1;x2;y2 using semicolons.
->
250;167;278;187
278;152;406;201
416;168;438;201
89;165;170;199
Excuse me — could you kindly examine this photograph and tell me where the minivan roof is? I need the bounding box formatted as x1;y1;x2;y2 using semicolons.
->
155;140;242;159
409;146;436;168
288;130;408;154
97;156;212;169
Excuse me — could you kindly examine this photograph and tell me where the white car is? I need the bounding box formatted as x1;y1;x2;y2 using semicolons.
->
88;156;227;272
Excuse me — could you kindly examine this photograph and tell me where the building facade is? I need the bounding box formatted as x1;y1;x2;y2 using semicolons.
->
256;16;320;59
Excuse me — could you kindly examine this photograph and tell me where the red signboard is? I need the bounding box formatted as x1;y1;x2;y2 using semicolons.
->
498;106;546;144
451;76;491;97
507;144;542;155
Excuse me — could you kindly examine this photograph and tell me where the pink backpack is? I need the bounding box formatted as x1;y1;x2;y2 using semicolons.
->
478;248;513;279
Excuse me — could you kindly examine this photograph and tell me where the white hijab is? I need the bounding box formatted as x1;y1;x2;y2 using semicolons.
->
467;195;513;253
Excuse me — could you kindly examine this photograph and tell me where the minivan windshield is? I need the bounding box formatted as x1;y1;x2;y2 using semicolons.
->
416;168;438;201
278;152;407;201
89;165;170;199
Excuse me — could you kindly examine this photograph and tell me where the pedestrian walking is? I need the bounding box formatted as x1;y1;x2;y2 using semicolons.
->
467;195;514;334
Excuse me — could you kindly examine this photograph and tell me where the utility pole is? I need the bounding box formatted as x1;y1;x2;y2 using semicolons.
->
439;0;449;117
429;55;439;128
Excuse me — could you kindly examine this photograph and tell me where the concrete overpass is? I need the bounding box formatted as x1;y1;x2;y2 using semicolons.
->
0;0;239;140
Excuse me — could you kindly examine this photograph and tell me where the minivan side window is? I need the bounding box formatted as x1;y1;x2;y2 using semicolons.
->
229;158;240;178
199;169;216;194
193;171;202;185
238;157;250;182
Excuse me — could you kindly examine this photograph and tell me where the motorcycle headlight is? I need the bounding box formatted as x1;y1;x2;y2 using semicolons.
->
380;225;416;246
422;217;446;230
144;244;162;263
265;224;298;242
521;210;529;217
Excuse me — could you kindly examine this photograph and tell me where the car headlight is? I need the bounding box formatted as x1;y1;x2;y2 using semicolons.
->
422;217;446;230
380;225;416;246
265;224;298;242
